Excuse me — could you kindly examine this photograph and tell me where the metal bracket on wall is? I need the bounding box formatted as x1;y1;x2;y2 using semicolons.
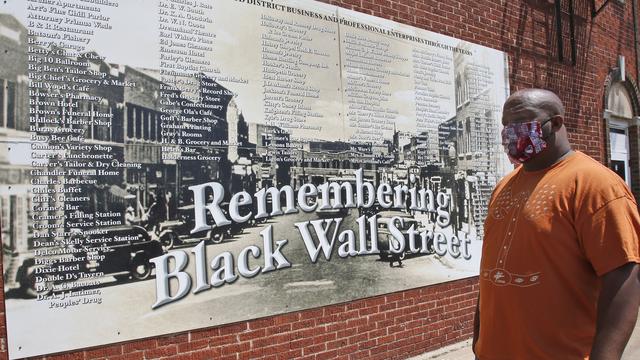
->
555;0;564;62
592;0;614;18
555;0;577;65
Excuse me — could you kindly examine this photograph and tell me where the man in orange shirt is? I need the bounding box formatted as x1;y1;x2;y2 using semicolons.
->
473;88;640;359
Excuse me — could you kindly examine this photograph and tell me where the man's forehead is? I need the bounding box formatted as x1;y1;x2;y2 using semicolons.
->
503;98;536;113
502;99;542;123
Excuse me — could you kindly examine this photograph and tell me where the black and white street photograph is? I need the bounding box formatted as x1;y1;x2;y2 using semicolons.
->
0;0;509;357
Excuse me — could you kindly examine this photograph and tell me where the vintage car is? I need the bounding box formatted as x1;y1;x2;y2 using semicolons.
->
7;225;163;298
157;204;245;250
375;211;433;261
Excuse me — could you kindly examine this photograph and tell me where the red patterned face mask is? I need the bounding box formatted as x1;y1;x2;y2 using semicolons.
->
501;119;551;164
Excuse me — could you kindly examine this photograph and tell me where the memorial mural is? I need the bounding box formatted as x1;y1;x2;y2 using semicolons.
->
0;0;509;357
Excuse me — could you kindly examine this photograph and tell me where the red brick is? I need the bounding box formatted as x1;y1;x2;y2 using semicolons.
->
312;333;337;345
385;293;403;303
326;339;348;350
238;328;266;342
177;338;209;353
351;349;371;359
209;334;238;347
346;318;367;328
337;343;358;356
187;348;222;360
368;313;386;323
260;343;291;356
240;349;265;359
143;345;177;359
377;334;395;345
358;306;378;316
326;322;347;332
291;319;316;330
303;343;326;355
189;328;220;341
364;297;386;307
347;332;368;345
358;339;376;350
219;322;249;336
248;317;275;330
265;323;291;336
299;308;324;320
324;305;346;316
84;344;122;359
316;349;338;360
105;352;144;360
290;336;314;350
379;303;397;311
316;314;338;325
274;313;299;325
345;301;367;311
295;356;315;360
220;342;250;356
46;353;85;360
290;328;318;341
122;338;157;353
218;355;239;360
336;329;351;339
276;349;303;359
367;328;387;339
157;333;188;346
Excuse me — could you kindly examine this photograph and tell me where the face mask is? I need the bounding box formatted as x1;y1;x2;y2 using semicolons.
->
501;119;551;164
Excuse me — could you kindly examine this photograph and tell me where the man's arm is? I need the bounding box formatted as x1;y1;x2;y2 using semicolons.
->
473;294;480;358
590;262;640;360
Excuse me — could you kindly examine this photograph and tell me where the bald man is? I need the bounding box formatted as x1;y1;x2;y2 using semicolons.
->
473;89;640;359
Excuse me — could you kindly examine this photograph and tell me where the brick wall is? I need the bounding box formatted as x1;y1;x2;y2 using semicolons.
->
0;278;477;360
2;0;637;359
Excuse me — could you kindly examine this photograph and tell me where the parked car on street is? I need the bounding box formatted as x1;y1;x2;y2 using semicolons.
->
157;204;245;250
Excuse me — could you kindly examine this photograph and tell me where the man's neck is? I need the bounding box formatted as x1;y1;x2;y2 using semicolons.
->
522;146;574;172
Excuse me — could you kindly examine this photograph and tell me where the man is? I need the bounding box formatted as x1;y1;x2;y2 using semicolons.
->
145;192;167;233
124;206;136;225
473;88;640;359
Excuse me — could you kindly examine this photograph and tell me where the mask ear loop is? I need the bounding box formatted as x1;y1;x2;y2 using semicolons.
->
539;116;556;141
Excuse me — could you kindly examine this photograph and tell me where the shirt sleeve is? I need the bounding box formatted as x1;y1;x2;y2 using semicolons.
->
578;195;640;276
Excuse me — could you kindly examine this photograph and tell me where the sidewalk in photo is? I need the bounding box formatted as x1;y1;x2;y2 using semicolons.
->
409;312;640;360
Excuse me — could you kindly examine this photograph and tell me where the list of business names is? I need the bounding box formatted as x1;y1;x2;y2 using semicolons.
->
24;0;128;308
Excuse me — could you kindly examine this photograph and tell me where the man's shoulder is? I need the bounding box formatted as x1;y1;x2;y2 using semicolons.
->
567;151;635;205
570;151;612;171
569;152;628;187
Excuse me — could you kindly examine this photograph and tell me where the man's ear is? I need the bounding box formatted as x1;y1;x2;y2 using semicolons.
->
550;115;564;132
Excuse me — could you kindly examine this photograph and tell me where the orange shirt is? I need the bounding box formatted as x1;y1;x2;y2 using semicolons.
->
476;151;640;359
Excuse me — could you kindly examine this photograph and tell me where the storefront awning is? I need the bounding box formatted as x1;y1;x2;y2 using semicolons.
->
109;184;136;200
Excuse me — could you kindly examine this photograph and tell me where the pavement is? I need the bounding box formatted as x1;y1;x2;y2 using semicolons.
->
409;339;473;360
410;311;640;359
